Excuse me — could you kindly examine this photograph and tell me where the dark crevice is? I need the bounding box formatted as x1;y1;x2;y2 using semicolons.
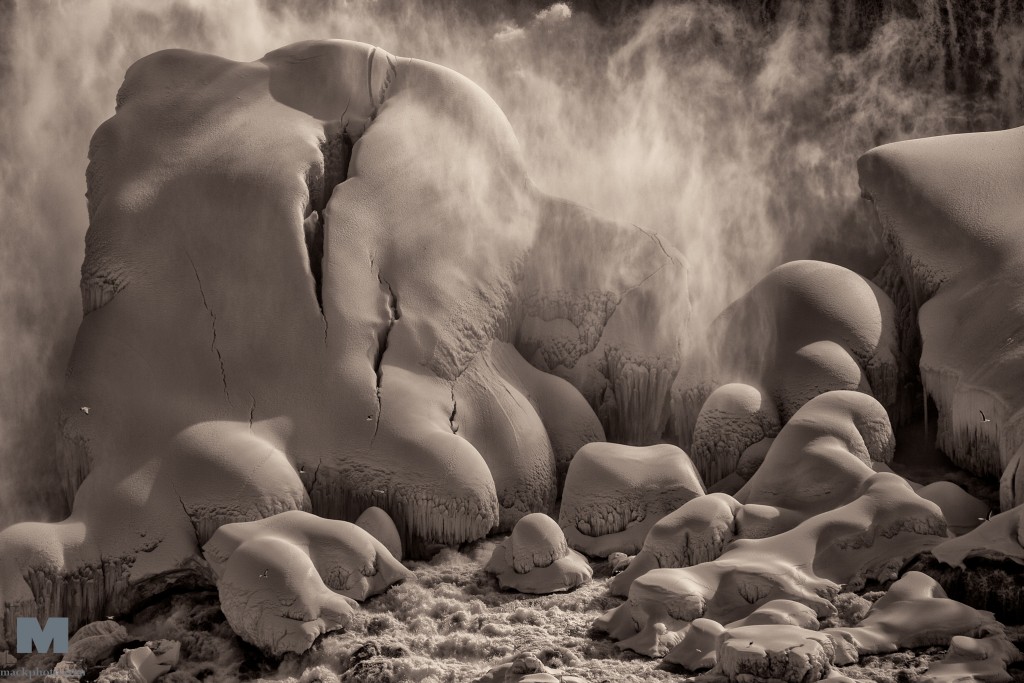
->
449;385;459;434
304;127;354;340
248;394;256;431
371;274;400;442
186;252;230;404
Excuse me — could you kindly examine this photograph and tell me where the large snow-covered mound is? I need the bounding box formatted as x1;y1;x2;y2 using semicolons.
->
859;126;1024;503
0;39;690;646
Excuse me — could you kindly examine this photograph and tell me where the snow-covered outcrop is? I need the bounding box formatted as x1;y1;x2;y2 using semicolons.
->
674;260;902;460
824;572;1005;664
859;126;1024;498
202;511;411;654
558;443;704;557
932;506;1024;568
0;38;691;645
595;392;947;657
485;513;592;594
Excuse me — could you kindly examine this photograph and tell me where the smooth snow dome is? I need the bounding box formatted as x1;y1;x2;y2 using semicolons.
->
558;442;704;557
859;125;1024;500
0;38;692;643
485;513;592;594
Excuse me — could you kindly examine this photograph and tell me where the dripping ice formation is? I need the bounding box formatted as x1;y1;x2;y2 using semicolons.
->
0;38;686;646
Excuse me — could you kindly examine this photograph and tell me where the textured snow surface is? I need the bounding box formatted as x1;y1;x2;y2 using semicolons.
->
485;513;592;594
559;443;704;557
859;126;1024;495
0;38;694;644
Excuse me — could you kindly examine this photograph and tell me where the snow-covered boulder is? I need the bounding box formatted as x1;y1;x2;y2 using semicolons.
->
690;383;780;486
96;640;180;683
485;513;592;594
595;392;947;657
559;443;704;557
611;392;911;599
474;652;588;683
824;572;1005;664
922;634;1022;683
717;625;836;683
355;506;403;561
932;506;1024;568
859;125;1024;498
203;511;411;654
673;260;903;451
916;481;989;536
0;38;690;644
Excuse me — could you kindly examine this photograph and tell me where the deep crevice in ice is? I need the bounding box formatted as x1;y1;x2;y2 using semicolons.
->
371;274;400;441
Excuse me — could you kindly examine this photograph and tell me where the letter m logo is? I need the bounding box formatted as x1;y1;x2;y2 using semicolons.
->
16;617;69;654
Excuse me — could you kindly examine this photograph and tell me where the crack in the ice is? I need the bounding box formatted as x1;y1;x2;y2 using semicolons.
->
186;253;230;403
173;486;202;550
449;385;459;434
248;393;256;431
371;273;400;443
310;458;321;495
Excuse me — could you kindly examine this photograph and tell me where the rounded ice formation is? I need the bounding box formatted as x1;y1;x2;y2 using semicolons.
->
355;506;403;560
673;259;902;450
690;383;780;486
717;625;836;683
485;513;592;594
859;125;1024;497
915;481;989;536
0;39;691;644
558;442;704;557
203;511;412;654
596;392;947;657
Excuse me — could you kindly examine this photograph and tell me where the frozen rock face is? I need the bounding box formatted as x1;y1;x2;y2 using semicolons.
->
485;513;592;594
558;443;704;557
673;260;902;454
0;39;690;644
859;126;1024;497
595;392;947;657
203;511;411;654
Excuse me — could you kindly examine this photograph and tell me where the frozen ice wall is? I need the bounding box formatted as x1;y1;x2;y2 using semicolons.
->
2;0;1024;527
